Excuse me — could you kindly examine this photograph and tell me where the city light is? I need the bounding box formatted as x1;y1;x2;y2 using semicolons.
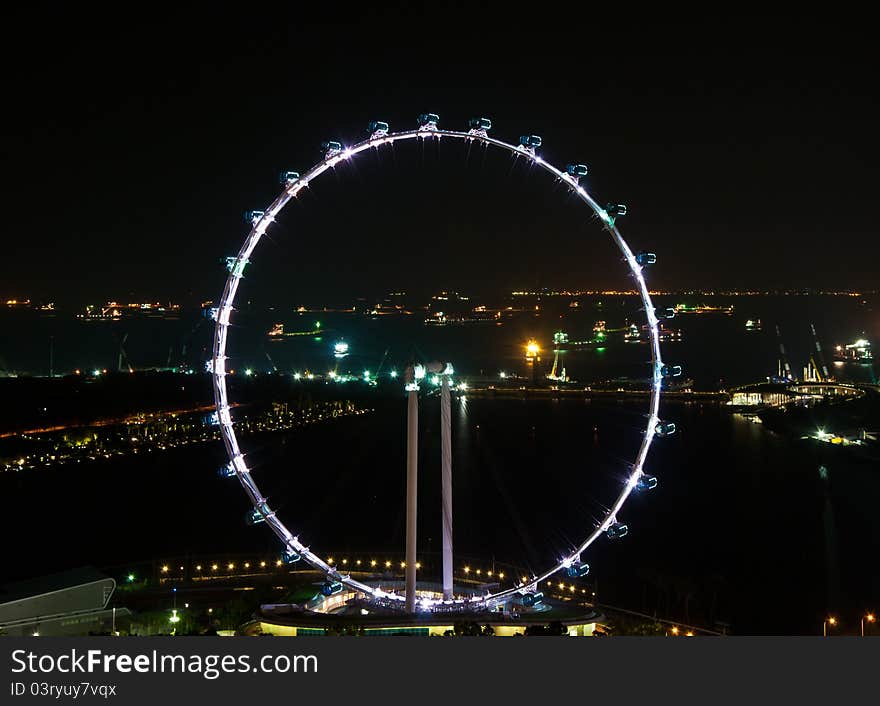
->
525;340;540;358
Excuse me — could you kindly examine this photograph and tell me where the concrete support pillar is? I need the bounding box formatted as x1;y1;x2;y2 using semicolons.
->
404;364;419;613
440;372;453;599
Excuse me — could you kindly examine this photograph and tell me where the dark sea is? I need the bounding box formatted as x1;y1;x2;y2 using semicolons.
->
0;293;877;634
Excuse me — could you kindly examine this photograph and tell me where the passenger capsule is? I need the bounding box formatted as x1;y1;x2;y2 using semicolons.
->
636;474;658;491
519;134;542;148
279;171;300;185
417;113;440;128
281;549;302;564
320;581;344;596
655;421;676;437
565;562;590;578
368;120;389;135
245;501;271;525
522;591;544;607
321;140;343;155
566;164;588;177
636;252;657;266
468;117;492;131
218;462;236;478
605;522;629;540
661;364;683;377
243;210;265;224
605;203;627;218
656;306;676;319
245;508;265;525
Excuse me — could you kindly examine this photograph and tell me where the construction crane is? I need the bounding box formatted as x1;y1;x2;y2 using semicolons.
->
547;331;568;382
810;323;832;381
775;325;795;382
116;332;133;373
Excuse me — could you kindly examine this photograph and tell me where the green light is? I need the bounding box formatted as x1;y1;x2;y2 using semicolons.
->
245;368;253;376
596;347;606;353
315;321;321;329
390;370;398;378
126;574;135;583
169;609;180;624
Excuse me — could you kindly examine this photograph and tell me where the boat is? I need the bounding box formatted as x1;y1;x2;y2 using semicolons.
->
658;323;683;342
673;303;734;315
833;339;873;363
624;323;642;343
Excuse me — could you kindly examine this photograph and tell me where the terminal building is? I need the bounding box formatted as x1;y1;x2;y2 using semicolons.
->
242;581;603;637
0;567;130;636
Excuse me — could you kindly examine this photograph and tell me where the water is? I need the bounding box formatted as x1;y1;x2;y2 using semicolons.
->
0;294;877;634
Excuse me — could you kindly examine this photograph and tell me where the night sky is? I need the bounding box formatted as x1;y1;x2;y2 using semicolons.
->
3;11;877;304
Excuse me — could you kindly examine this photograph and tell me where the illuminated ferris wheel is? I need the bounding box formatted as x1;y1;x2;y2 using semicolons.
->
208;113;680;612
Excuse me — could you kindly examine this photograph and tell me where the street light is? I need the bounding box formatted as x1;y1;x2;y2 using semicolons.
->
823;616;837;637
862;613;875;637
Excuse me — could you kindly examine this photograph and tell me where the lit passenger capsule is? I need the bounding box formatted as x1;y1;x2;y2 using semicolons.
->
320;581;344;596
468;117;492;131
566;163;588;177
281;550;302;564
605;522;629;540
661;364;683;377
565;562;591;578
636;475;658;491
522;591;544;607
417;113;440;128
636;252;657;266
279;171;300;185
519;134;542;148
654;421;676;437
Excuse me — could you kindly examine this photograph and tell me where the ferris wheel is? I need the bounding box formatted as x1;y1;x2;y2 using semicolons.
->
208;113;679;612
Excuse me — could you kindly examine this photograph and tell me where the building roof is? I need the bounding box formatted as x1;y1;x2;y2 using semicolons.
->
0;567;111;605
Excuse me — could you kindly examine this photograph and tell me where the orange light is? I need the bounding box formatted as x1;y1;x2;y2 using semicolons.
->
671;626;679;635
867;614;876;623
828;617;837;626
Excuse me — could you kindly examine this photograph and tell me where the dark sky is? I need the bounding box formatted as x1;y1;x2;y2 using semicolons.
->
2;10;877;304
